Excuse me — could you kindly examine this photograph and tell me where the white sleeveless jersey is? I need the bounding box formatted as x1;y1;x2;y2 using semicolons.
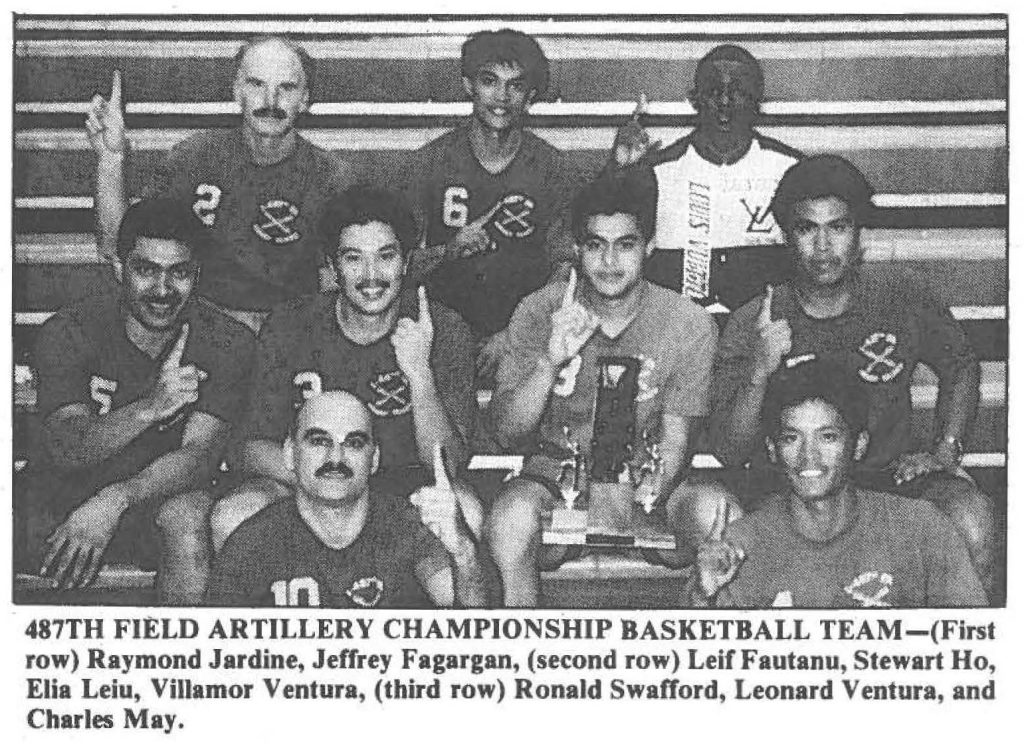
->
650;134;801;298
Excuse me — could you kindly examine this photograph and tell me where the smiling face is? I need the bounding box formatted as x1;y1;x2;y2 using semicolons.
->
233;38;309;140
331;221;407;318
788;196;862;289
768;398;867;503
463;60;533;134
577;212;652;301
121;237;198;332
286;392;379;506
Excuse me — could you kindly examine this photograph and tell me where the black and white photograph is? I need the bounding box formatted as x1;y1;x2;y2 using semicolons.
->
9;11;1008;611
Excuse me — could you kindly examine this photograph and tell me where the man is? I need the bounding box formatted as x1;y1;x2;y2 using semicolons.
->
613;44;801;303
694;362;986;607
401;28;584;374
87;36;356;330
709;153;998;599
210;185;478;551
14;198;257;604
486;172;721;606
207;392;487;607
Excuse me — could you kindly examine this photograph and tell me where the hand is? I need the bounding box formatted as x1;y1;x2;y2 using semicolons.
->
613;93;662;167
546;268;599;367
139;323;208;423
41;485;129;589
85;70;127;156
475;329;509;379
752;285;792;380
891;451;952;485
446;201;503;260
411;445;476;557
391;286;434;385
696;498;745;598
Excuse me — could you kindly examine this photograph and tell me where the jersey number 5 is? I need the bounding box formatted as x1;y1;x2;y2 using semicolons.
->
442;186;469;228
89;375;117;415
192;184;223;227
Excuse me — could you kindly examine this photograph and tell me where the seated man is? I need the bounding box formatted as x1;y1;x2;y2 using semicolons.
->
15;198;256;604
211;185;479;550
207;391;487;607
693;362;986;607
709;154;998;599
486;172;722;607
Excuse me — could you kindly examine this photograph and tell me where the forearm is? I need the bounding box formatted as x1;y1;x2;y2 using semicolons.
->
934;360;981;446
117;444;219;509
409;373;468;468
711;372;770;466
489;355;558;447
46;401;155;469
240;439;294;486
95;152;129;260
451;545;489;607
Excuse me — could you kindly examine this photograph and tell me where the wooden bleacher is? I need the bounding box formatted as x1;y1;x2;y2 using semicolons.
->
12;15;1007;606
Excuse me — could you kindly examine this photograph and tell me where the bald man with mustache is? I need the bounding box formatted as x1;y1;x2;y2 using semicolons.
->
206;391;487;608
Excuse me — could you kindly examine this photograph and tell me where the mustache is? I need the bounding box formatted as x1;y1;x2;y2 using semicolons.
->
142;293;182;306
315;462;353;478
253;107;287;120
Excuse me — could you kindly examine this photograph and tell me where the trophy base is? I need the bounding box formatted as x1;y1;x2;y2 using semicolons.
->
542;485;676;550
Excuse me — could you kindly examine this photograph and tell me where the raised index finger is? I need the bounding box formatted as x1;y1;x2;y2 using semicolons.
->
432;444;453;494
757;284;775;326
631;92;649;120
163;322;189;370
110;70;123;108
471;200;504;227
417;285;431;323
707;497;729;542
561;267;578;309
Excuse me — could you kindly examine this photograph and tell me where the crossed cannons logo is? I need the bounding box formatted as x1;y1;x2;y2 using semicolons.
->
857;331;905;383
492;193;537;239
252;198;301;244
367;369;412;417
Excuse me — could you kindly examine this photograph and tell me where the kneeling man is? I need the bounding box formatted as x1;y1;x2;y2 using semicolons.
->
693;362;986;607
207;391;487;607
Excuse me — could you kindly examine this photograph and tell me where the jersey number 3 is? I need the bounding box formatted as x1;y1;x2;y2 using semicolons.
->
442;186;469;228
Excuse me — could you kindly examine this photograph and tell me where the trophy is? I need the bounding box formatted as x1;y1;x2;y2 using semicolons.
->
633;430;664;515
556;426;584;510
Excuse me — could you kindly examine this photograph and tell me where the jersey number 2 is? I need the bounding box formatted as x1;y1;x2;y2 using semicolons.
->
192;184;223;227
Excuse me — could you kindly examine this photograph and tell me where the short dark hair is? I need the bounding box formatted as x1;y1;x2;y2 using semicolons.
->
234;36;316;99
116;197;204;264
320;185;419;259
461;29;549;98
762;360;869;438
770;154;875;232
694;44;764;101
570;169;657;244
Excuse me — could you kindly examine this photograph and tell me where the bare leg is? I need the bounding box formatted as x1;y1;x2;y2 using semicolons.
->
154;490;213;605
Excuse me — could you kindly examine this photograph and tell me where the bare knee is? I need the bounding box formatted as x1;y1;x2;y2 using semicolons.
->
485;480;548;561
155;490;212;539
922;476;994;550
451;480;485;541
666;479;743;550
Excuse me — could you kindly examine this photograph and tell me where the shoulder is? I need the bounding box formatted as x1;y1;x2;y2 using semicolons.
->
428;298;472;336
41;294;117;343
301;137;356;182
522;130;564;159
855;270;940;312
169;129;230;157
414;128;464;159
862;489;952;533
188;299;257;348
753;132;803;163
646;284;716;333
262;293;331;333
222;499;296;557
647;133;695;167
